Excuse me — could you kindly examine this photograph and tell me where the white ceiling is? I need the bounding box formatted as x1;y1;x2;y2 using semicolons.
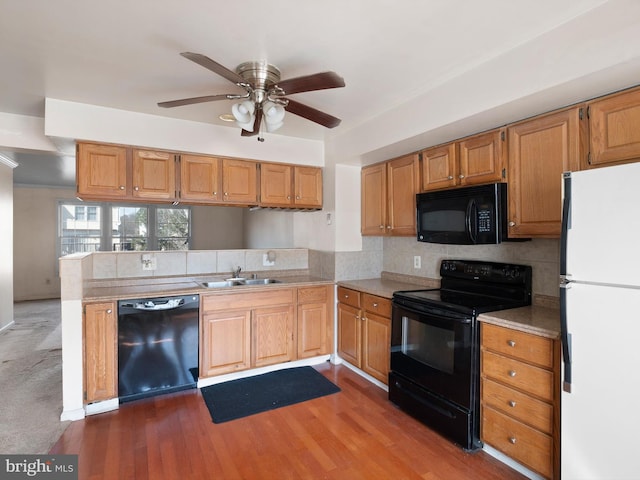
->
1;0;637;185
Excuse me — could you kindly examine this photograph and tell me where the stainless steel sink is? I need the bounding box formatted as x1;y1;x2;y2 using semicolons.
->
199;278;281;288
243;278;281;285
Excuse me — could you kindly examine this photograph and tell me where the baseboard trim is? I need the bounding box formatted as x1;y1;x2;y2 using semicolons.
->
60;407;86;422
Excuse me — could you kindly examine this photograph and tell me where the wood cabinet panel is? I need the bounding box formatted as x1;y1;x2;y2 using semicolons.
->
84;302;117;403
362;311;391;384
483;406;553;479
337;286;361;309
387;154;420;236
481;323;554;368
222;158;257;204
361;163;387;235
201;309;252;377
337;302;361;368
421;143;457;190
252;304;295;368
458;128;505;186
482;350;553;401
588;86;640;167
77;143;129;198
260;163;293;206
507;106;585;238
179;154;221;202
132;149;176;200
294;166;322;207
297;285;332;359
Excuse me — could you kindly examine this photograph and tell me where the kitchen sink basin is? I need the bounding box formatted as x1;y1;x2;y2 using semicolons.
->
199;278;281;288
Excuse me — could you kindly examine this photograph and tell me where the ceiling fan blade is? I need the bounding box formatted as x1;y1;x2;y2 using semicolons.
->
157;94;237;108
241;107;263;137
275;71;345;95
180;52;246;85
285;99;341;128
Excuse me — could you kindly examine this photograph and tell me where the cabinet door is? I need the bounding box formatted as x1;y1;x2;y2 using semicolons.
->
77;143;128;198
260;163;293;206
84;302;117;403
362;311;391;385
298;302;329;358
588;87;640;167
387;153;420;236
222;158;258;204
337;303;362;368
458;129;505;186
361;163;387;235
132;149;176;201
179;154;221;203
421;143;457;191
294;166;323;208
507;106;585;238
252;305;295;368
201;309;251;377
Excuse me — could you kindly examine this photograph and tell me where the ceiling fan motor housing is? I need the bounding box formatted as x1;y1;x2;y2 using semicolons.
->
236;61;282;103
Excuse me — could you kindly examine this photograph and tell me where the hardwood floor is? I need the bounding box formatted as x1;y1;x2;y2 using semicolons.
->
50;363;525;479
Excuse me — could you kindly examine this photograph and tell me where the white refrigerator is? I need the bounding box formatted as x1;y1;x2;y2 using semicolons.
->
560;161;640;479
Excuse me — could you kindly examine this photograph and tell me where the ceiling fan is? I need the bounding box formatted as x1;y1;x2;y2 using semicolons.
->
158;52;346;138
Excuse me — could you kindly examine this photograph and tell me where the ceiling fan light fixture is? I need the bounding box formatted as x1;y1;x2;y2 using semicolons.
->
263;101;286;132
231;100;256;130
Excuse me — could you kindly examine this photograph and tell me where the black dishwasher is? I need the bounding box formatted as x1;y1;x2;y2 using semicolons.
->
118;294;199;403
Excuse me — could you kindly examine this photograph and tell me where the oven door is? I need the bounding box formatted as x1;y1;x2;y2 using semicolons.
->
390;301;476;410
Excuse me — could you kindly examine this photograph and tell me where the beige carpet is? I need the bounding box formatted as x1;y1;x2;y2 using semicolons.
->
0;299;70;454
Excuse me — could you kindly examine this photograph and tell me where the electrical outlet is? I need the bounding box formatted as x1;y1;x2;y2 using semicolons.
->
142;253;157;271
413;256;421;269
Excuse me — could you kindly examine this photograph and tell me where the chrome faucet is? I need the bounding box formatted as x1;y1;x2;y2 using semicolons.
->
232;266;242;278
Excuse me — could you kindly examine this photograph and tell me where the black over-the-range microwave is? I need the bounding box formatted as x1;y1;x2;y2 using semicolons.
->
416;183;509;245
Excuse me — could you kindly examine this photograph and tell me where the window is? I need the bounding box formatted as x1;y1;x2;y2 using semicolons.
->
58;202;191;256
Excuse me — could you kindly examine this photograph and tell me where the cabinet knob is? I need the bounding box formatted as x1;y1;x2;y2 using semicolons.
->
507;340;516;347
386;225;391;229
508;400;517;408
379;225;384;229
119;185;125;190
106;309;112;314
447;175;453;180
373;303;378;307
509;437;517;445
458;174;465;179
133;186;139;191
508;370;517;377
508;221;516;227
213;191;217;195
296;195;300;200
287;195;291;200
344;294;349;299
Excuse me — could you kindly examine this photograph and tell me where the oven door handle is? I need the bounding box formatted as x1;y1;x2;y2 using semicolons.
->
392;303;473;326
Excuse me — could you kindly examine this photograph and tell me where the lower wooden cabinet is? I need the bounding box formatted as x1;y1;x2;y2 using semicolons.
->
200;284;333;379
337;286;391;384
84;302;117;404
480;323;560;479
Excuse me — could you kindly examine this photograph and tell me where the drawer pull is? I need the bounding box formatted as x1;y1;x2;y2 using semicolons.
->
373;303;378;307
508;400;517;408
508;370;517;377
344;294;349;298
507;340;516;347
509;437;517;445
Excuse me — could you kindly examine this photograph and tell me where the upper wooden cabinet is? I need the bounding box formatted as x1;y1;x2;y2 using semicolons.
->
179;154;221;203
507;106;586;238
222;158;258;205
361;153;419;236
587;86;640;168
260;163;323;208
77;143;129;199
132;149;177;201
421;128;505;191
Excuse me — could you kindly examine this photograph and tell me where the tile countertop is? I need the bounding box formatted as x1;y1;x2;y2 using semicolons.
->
83;273;334;302
478;305;561;339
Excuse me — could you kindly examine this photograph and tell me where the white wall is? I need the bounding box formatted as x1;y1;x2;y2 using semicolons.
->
0;162;14;330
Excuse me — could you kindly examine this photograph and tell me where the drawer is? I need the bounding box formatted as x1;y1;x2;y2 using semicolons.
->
482;377;553;434
482;406;553;479
202;288;295;311
297;285;328;304
482;323;554;368
362;293;391;317
337;286;361;309
482;350;553;401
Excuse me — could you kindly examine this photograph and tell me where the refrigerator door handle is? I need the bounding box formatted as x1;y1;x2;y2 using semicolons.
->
560;172;572;277
560;281;572;393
